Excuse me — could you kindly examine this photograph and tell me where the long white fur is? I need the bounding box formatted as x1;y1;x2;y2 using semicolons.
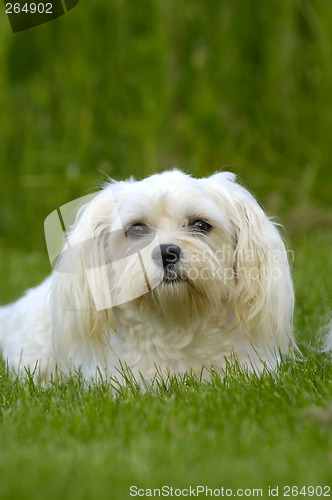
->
0;170;297;381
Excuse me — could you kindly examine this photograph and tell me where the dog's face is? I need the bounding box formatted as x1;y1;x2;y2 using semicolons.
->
57;170;289;320
104;171;237;322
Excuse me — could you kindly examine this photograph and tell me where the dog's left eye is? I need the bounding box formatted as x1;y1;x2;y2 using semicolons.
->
188;220;212;233
126;223;151;237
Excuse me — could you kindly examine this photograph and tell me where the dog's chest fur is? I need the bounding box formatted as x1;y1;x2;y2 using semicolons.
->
107;307;268;380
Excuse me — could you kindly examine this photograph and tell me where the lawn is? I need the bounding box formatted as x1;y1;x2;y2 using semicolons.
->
0;1;332;498
1;352;332;500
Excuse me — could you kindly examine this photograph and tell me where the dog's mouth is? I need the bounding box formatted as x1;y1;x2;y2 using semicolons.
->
163;276;186;285
162;266;186;285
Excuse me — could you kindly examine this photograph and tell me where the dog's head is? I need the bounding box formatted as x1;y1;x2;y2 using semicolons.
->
51;170;294;365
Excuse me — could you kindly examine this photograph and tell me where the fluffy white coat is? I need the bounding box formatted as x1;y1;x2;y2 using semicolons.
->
0;170;296;381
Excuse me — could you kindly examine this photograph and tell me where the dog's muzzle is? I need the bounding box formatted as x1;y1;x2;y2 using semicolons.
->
151;244;184;284
152;243;181;267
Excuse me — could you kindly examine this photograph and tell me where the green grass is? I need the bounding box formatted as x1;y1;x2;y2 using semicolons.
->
1;355;332;499
1;228;332;499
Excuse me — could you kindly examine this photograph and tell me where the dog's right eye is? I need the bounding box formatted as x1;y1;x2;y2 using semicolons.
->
126;223;151;237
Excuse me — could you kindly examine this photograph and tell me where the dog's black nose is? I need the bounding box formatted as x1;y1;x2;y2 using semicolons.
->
151;244;182;268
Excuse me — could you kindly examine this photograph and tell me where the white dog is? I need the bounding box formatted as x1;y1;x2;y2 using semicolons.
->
0;170;297;381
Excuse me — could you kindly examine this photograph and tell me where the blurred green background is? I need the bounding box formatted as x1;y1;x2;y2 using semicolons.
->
0;0;331;299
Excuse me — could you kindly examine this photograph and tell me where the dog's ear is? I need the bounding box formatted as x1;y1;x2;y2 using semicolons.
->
50;183;126;373
201;172;295;352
